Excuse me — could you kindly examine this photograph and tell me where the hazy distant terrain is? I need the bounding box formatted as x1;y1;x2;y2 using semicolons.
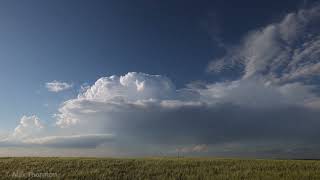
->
1;157;320;179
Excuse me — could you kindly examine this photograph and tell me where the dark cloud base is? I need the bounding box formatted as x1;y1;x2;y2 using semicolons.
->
93;104;320;145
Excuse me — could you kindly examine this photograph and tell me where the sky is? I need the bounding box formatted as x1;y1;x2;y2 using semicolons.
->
0;0;320;157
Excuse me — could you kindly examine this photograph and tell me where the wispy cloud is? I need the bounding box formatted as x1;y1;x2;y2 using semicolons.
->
176;144;209;153
45;81;73;92
207;4;320;85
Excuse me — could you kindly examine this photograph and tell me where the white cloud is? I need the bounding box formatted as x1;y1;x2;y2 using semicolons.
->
51;71;320;150
193;79;318;108
81;72;175;102
0;115;113;148
176;144;209;153
23;134;114;148
0;115;45;146
208;4;320;84
206;3;320;112
55;72;180;127
46;81;73;92
12;115;44;139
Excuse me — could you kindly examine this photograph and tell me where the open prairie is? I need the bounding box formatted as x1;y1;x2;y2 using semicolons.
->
1;157;320;179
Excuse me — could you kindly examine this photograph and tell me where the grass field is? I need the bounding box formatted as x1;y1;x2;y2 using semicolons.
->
1;157;320;179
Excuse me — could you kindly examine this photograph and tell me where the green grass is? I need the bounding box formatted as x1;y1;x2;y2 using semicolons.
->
1;157;320;179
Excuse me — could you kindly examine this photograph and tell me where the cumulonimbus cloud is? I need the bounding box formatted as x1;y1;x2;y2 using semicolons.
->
53;70;320;147
51;4;320;154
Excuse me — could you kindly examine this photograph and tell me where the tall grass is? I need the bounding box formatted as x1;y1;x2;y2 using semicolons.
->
1;157;320;179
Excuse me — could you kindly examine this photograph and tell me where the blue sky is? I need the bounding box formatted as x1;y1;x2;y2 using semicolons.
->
0;0;320;157
0;0;307;127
